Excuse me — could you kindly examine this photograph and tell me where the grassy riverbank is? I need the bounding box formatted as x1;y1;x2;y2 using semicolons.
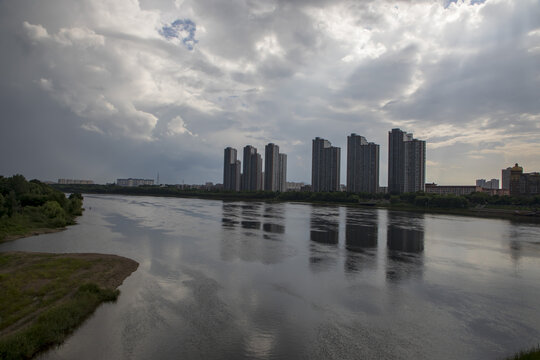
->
1;175;84;243
0;252;138;359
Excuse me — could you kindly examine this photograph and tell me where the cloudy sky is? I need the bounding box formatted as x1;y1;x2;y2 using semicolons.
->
1;0;539;186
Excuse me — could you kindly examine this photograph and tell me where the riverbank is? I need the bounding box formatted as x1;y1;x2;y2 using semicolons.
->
0;227;66;244
54;183;540;223
0;252;138;359
0;175;85;244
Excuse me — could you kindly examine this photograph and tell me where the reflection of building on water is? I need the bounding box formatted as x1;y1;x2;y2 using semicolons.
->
386;212;425;282
223;202;286;236
310;229;338;244
263;203;284;219
387;225;424;253
219;202;286;265
345;209;378;252
222;202;241;228
309;207;340;271
310;206;339;244
263;223;285;234
239;203;262;232
344;209;378;274
242;221;261;230
262;203;286;235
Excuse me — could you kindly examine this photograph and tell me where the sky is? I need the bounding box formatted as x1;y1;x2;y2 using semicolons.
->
1;0;539;186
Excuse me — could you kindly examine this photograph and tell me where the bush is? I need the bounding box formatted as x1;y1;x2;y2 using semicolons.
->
41;201;67;227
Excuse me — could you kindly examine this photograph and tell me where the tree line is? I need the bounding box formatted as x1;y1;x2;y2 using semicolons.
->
52;183;540;209
0;175;84;240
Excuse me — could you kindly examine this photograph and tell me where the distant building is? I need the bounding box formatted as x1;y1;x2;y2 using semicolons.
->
286;181;304;191
117;178;154;187
476;179;486;188
502;167;512;190
509;163;540;196
312;137;340;192
425;183;480;196
426;183;509;196
486;179;499;190
300;184;312;192
477;178;499;190
347;133;379;193
480;188;509;196
388;128;426;193
223;147;241;191
242;145;263;191
58;179;94;185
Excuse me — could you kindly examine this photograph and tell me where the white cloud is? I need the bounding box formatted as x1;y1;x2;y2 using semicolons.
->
54;27;105;47
37;78;53;91
167;115;194;136
22;21;49;40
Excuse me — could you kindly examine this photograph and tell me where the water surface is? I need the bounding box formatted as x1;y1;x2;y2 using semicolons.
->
2;194;540;359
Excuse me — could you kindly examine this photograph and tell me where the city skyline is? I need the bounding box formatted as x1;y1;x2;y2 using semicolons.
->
1;1;539;185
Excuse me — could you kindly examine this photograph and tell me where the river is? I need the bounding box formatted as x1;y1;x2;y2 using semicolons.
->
1;194;540;359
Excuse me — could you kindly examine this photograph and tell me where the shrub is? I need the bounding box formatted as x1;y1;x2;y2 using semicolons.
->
41;201;67;227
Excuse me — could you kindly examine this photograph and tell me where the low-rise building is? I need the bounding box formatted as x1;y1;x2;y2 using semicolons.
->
425;183;480;196
117;178;154;187
58;179;94;185
286;182;305;191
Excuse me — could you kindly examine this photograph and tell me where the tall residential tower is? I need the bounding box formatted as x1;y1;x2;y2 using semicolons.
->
312;137;341;192
264;143;280;191
242;145;263;191
223;147;241;191
388;128;426;193
347;133;379;193
265;143;288;192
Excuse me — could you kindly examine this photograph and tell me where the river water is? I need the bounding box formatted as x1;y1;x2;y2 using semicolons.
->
1;194;540;359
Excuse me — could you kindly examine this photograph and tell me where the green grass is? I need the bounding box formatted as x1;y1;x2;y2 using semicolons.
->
0;284;118;359
0;207;76;244
0;253;126;359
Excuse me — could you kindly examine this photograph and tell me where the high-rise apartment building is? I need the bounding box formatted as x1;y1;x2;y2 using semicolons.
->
278;153;287;192
264;143;288;192
509;163;540;196
347;133;379;193
242;145;263;191
223;147;241;191
264;143;280;191
404;138;426;193
502;167;512;190
312;137;341;192
388;128;426;193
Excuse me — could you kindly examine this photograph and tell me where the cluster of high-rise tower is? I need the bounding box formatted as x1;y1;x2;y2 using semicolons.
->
311;128;425;193
223;144;287;192
224;128;425;194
